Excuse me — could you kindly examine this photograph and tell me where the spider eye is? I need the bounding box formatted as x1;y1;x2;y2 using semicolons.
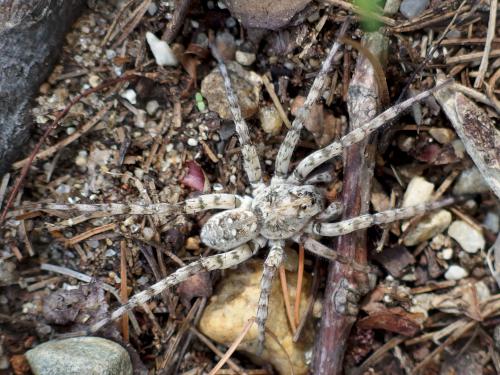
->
300;204;309;210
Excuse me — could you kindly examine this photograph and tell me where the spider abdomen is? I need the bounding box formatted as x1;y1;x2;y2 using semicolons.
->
200;209;260;251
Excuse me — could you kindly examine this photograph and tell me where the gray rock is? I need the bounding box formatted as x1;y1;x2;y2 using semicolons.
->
0;0;85;174
452;167;491;195
400;0;429;19
26;337;132;375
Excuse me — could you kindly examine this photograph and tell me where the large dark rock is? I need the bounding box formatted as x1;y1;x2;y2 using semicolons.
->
0;0;85;174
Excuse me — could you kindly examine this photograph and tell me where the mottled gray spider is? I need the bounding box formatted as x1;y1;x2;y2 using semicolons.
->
14;36;454;352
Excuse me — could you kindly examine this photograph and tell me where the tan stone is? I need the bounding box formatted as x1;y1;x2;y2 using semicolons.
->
199;258;313;375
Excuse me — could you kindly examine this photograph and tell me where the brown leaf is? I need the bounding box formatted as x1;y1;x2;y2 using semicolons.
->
357;308;424;336
372;245;415;278
177;272;212;307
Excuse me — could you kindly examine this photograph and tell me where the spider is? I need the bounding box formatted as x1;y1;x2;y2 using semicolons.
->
11;35;454;353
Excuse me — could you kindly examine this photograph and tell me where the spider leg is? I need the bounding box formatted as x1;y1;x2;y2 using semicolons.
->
273;24;348;182
315;201;343;222
287;80;452;185
7;193;242;219
210;44;263;189
292;235;371;273
304;170;335;185
256;240;285;354
89;240;262;334
309;197;457;237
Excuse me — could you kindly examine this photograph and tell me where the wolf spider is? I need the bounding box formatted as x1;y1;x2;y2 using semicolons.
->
13;36;454;352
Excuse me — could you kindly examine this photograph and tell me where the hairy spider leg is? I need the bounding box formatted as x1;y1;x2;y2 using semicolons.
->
273;22;350;181
255;240;285;354
89;240;262;333
287;80;452;185
210;44;263;189
310;196;457;236
8;193;243;219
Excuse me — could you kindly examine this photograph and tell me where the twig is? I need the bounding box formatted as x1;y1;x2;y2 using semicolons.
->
66;223;117;246
111;0;151;49
294;244;305;326
474;0;497;88
0;74;137;225
12;103;112;169
208;318;256;375
120;240;129;342
312;32;387;375
190;327;246;375
279;266;297;334
0;173;10;211
446;49;500;64
162;0;193;43
262;75;292;129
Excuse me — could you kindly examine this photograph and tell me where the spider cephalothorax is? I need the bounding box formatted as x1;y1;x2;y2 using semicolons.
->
12;31;456;353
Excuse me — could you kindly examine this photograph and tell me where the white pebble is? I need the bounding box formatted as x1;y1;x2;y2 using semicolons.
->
235;50;256;66
441;248;453;260
402;176;434;207
146;31;178;66
484;212;499;233
134;168;144;179
444;265;468;280
121;89;137;105
66;127;76;135
259;105;283;135
147;2;158;15
448;220;485;254
146;100;160;115
143;227;155;241
105;249;116;257
187;138;198;146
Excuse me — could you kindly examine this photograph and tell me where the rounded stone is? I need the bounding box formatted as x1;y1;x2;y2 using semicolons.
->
199;259;313;375
403;209;452;247
201;62;261;120
25;337;132;375
444;265;468;281
448;220;485;254
259;105;283;135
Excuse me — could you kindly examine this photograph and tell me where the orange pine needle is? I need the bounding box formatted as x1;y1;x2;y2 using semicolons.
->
209;317;256;375
279;265;297;334
294;244;305;326
120;240;129;342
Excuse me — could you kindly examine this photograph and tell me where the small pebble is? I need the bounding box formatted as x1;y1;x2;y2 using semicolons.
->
0;260;16;284
146;100;159;115
88;74;101;88
453;167;490;195
403;210;452;246
484;212;499;233
26;337;132;375
429;128;455;144
259;105;283;135
55;184;71;194
134;168;144;179
185;236;200;250
105;249;116;257
444;265;468;280
402;176;434;208
441;248;453;260
187;138;198;147
145;31;178;66
120;89;137;105
448;220;485;254
147;2;158;15
75;151;88;167
400;0;429;19
66;127;76;135
143;227;155;241
235;50;256;66
201;62;261;120
384;0;401;14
